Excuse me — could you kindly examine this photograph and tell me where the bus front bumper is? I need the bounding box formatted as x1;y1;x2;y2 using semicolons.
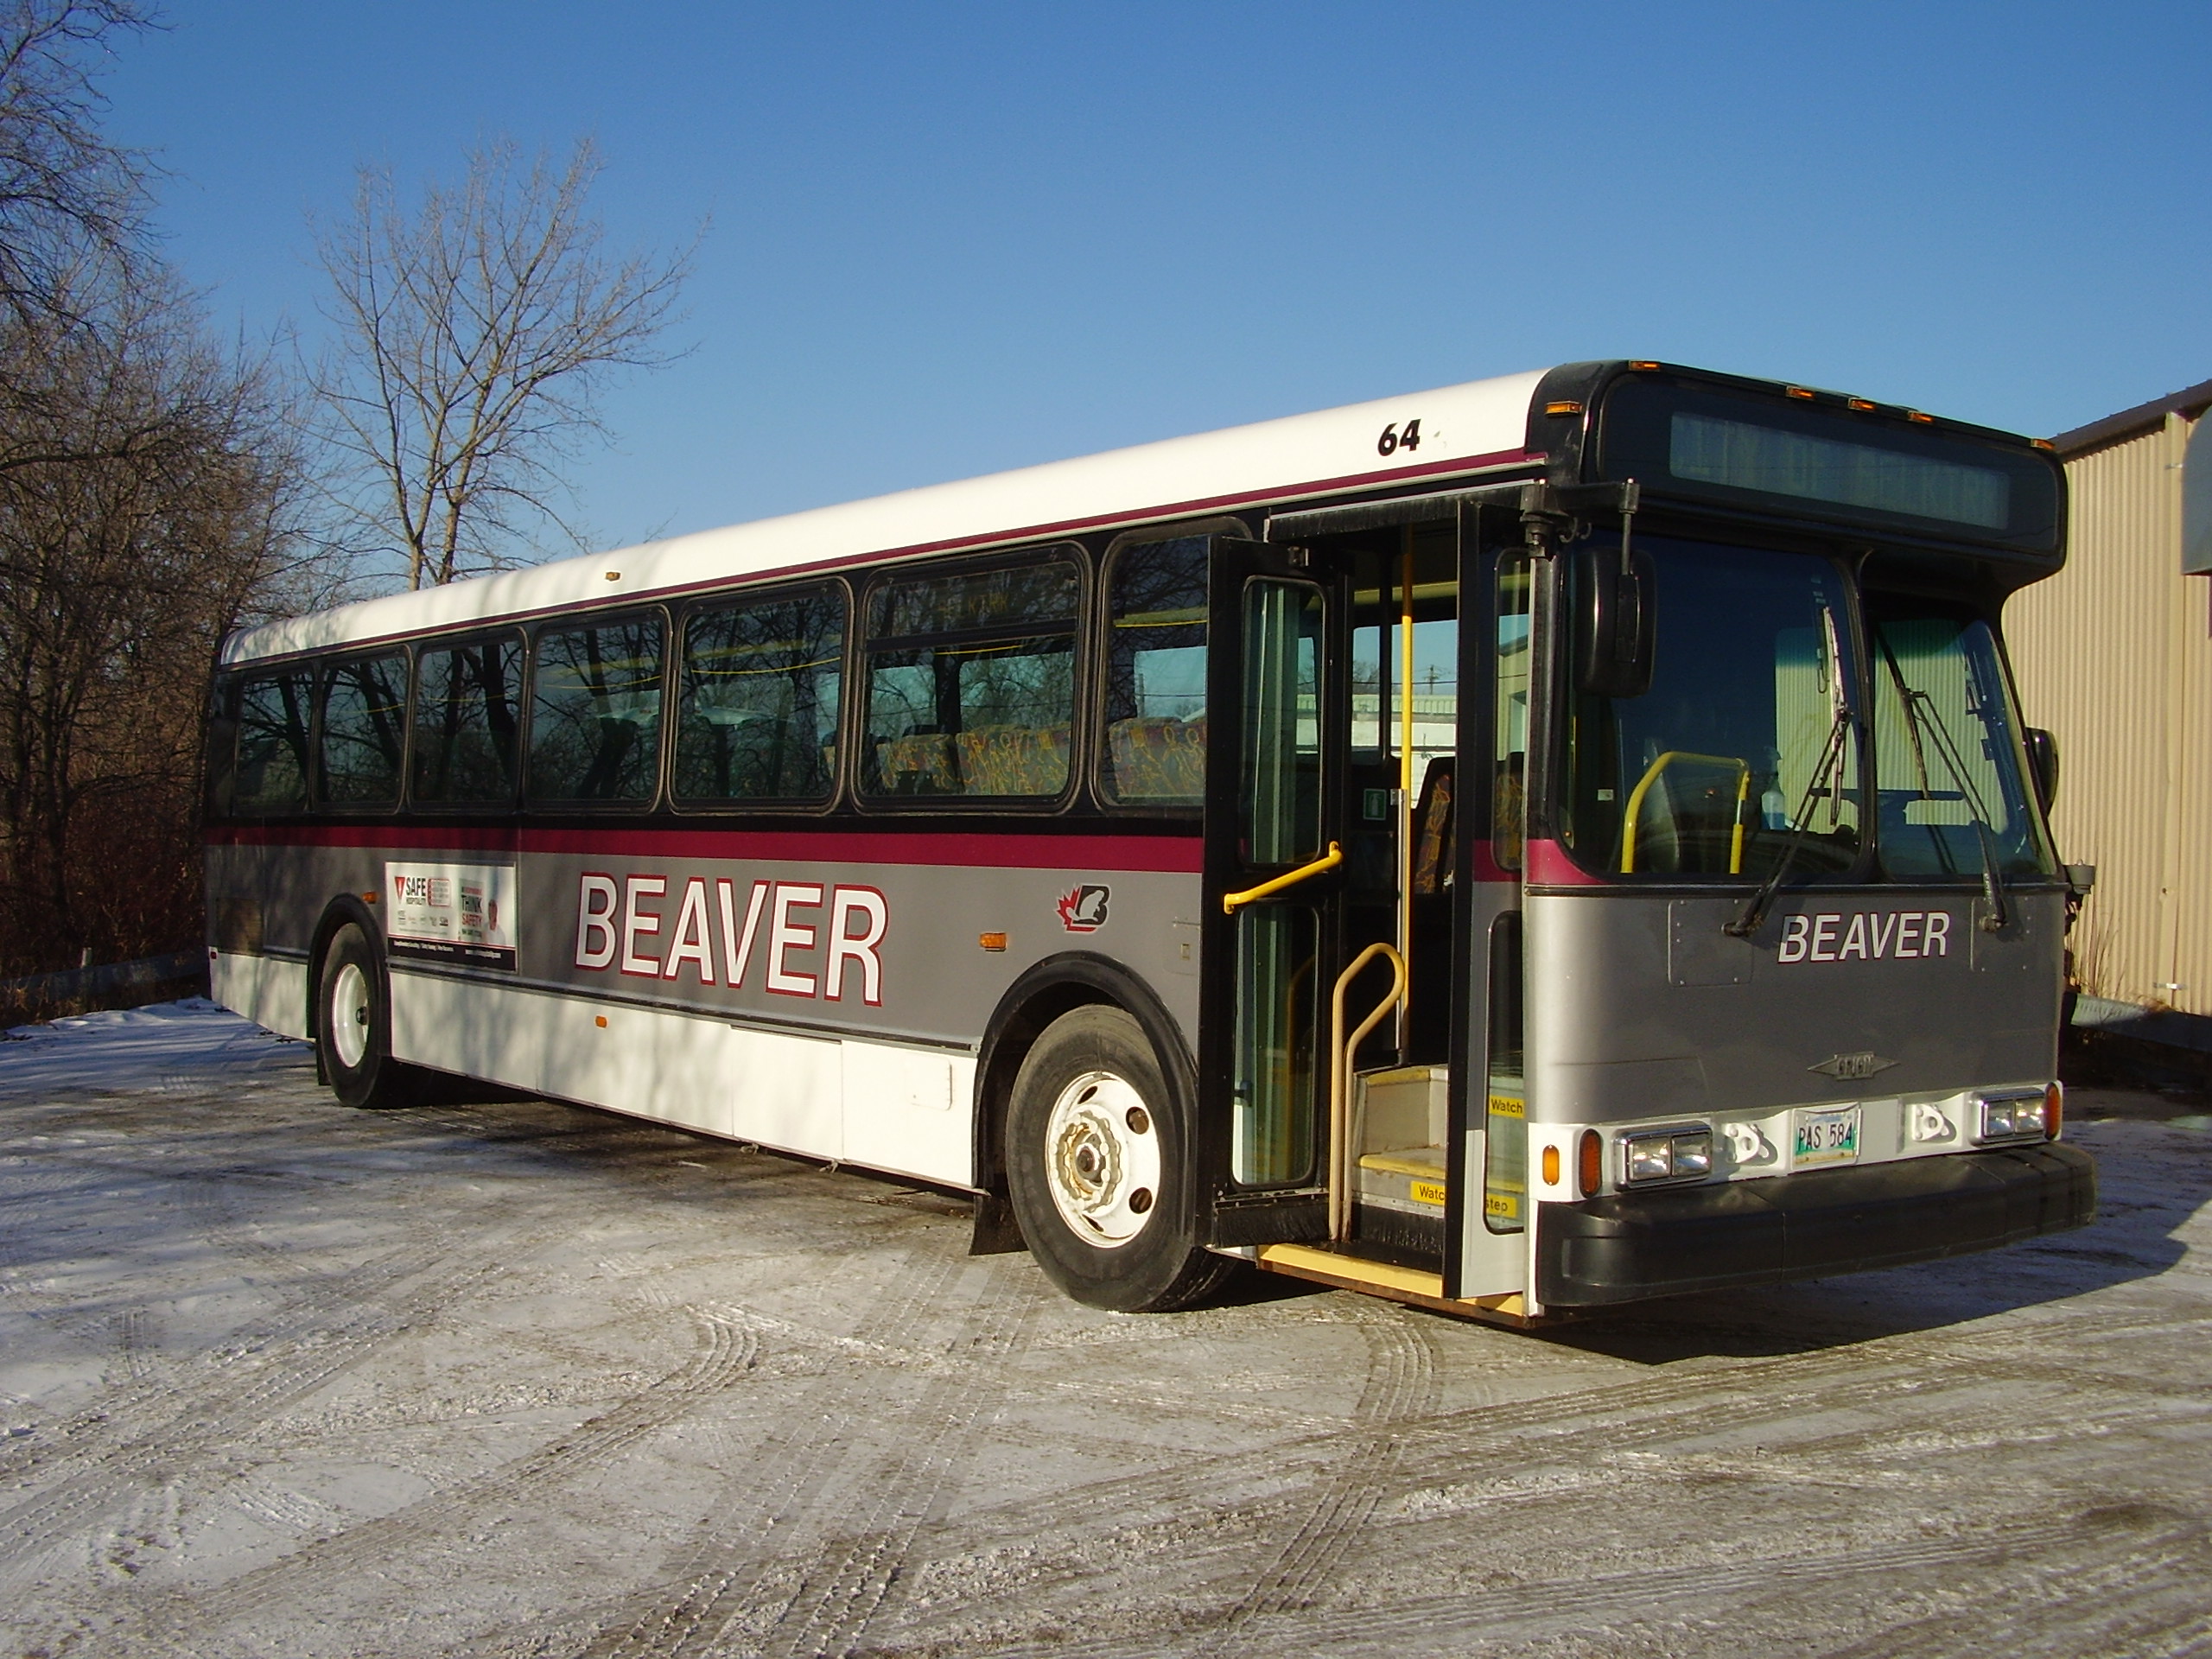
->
1535;1141;2096;1308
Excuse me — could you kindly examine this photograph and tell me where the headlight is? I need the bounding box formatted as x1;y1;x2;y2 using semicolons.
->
1975;1088;2052;1144
1620;1127;1713;1185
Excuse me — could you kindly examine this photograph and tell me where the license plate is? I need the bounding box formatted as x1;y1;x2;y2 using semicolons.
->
1793;1106;1861;1168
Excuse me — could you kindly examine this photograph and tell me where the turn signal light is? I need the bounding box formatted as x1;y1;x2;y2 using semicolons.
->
1541;1144;1561;1186
1577;1129;1602;1198
2046;1080;2064;1138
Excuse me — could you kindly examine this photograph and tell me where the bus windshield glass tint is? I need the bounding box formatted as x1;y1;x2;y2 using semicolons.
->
676;586;844;803
1103;537;1207;805
1868;608;2054;879
528;617;664;804
1564;538;1863;879
861;557;1079;799
412;635;522;805
233;671;313;814
319;652;408;808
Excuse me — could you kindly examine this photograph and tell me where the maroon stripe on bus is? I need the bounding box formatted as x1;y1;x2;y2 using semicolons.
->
207;822;1205;873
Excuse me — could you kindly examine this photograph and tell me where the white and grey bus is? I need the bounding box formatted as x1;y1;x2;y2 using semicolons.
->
205;361;2094;1323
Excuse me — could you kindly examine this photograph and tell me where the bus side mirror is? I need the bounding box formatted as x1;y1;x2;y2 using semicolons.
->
2024;726;2059;810
1574;546;1656;699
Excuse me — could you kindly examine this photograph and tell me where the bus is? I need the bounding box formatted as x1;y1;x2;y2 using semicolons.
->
204;360;2095;1325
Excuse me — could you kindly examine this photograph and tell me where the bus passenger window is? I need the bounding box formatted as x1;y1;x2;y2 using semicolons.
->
319;652;409;809
527;616;665;805
1102;537;1206;806
233;671;314;815
861;558;1080;800
412;635;523;806
674;587;845;804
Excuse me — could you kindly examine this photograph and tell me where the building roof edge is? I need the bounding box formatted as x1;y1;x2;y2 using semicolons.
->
2053;376;2212;460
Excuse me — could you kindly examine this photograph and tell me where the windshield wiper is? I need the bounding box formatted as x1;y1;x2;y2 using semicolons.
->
1726;703;1853;938
1895;683;2010;933
1875;631;2010;934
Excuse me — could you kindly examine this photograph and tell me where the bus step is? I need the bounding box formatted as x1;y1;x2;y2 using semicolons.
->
1352;1145;1446;1259
1254;1242;1537;1327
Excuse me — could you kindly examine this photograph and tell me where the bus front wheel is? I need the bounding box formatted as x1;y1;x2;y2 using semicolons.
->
317;924;420;1109
1005;1005;1230;1313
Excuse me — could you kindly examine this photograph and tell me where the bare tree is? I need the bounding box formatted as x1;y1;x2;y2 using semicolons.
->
0;0;149;332
312;136;695;590
0;270;307;976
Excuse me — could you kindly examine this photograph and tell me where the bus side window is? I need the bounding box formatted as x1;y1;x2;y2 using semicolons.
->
859;556;1081;801
413;634;524;807
674;585;846;804
1101;537;1207;807
319;651;410;810
528;615;666;805
233;669;315;816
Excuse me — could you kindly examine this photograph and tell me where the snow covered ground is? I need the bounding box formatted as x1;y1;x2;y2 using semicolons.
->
1;1001;2208;1657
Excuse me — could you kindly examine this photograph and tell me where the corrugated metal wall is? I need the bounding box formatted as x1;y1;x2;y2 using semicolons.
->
2005;412;2210;1013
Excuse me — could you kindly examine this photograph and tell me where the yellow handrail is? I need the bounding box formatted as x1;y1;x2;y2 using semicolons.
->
1328;942;1407;1242
1620;752;1751;874
1221;842;1343;914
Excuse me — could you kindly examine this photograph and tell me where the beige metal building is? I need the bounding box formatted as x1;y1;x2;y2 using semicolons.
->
2006;377;2212;1016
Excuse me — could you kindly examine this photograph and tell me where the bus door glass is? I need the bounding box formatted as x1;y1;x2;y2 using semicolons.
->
1200;539;1334;1243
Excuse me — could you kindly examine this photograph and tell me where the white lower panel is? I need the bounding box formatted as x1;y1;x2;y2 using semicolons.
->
842;1040;975;1189
212;951;309;1041
387;970;975;1187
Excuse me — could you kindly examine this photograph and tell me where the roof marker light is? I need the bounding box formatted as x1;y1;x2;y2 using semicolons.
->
2032;438;2056;450
1907;410;1934;423
1785;386;1815;400
1629;360;1661;371
1546;400;1585;416
1847;397;1876;411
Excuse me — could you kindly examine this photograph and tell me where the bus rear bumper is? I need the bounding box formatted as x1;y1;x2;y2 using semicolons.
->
1535;1141;2097;1308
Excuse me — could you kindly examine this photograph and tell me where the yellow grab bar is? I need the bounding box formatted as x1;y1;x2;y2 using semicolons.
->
1327;941;1407;1242
1221;842;1343;914
1620;752;1751;874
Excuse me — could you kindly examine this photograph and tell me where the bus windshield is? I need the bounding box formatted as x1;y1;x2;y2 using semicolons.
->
1866;604;2055;879
1562;537;1864;880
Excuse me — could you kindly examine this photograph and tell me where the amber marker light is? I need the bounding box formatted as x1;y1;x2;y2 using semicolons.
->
1907;410;1934;423
1545;400;1585;416
1628;360;1660;371
594;1014;607;1028
1847;397;1875;410
360;891;378;903
2031;437;2056;450
2047;1080;2064;1138
978;932;1008;952
1784;385;1815;399
1577;1130;1602;1198
1541;1144;1561;1186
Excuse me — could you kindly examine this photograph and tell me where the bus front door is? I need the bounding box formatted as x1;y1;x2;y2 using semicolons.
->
1198;539;1336;1248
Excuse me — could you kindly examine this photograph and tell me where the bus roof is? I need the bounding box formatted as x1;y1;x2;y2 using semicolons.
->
222;368;1548;665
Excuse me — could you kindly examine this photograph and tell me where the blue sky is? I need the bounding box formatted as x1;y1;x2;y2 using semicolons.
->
107;2;2211;555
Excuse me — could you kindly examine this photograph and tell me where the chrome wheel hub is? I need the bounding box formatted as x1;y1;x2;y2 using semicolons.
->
1043;1070;1161;1249
329;962;371;1071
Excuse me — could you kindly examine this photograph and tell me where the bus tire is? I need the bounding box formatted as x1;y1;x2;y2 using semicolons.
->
1005;1004;1231;1313
317;924;420;1109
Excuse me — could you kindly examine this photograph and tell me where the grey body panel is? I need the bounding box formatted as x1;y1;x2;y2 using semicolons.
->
1524;886;2065;1124
207;835;1204;1056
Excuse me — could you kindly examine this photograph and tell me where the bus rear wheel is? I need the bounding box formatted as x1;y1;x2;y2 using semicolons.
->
1006;1005;1231;1313
317;924;421;1109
